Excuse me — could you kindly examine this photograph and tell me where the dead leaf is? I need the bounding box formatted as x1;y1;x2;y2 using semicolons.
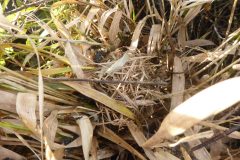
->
147;24;162;55
154;149;181;160
127;121;157;160
106;53;130;74
98;126;146;160
63;81;135;119
65;137;82;148
64;42;85;78
109;11;122;46
77;116;93;160
16;93;40;136
98;7;118;39
170;56;185;110
0;90;17;113
143;77;240;147
185;39;215;47
43;110;63;149
80;7;100;33
131;15;155;50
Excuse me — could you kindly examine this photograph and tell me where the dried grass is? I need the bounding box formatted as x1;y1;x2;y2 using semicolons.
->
0;0;240;159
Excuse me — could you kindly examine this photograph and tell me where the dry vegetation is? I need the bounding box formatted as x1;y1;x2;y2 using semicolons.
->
0;0;240;159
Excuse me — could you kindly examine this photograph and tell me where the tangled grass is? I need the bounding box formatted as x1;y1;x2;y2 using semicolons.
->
0;0;240;159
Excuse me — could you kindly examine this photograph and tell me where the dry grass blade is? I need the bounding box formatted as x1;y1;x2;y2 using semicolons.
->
1;0;240;159
191;40;240;78
169;130;214;147
44;112;71;159
147;24;162;55
181;0;213;10
0;13;45;135
0;13;21;32
127;121;157;160
76;115;93;160
177;25;187;48
226;0;238;36
7;128;41;160
52;149;64;160
200;121;240;139
80;7;100;33
0;90;17;112
131;15;154;50
45;139;58;160
64;42;86;78
106;53;130;74
58;125;80;135
43;110;63;149
123;0;132;18
154;149;180;160
63;81;135;119
52;16;71;39
28;13;59;40
182;52;209;63
143;77;240;147
171;57;211;160
184;129;212;160
0;146;26;160
183;5;202;25
127;121;146;144
93;148;116;159
28;67;72;76
0;16;45;136
64;137;82;148
170;56;185;110
108;10;122;46
0;69;78;105
98;7;118;37
16;93;40;136
16;20;45;158
98;126;147;160
0;33;100;45
90;137;98;160
180;146;192;160
185;39;215;47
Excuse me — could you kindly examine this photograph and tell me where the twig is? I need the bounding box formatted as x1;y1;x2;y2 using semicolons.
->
44;78;167;86
225;0;238;36
4;0;52;16
190;124;240;153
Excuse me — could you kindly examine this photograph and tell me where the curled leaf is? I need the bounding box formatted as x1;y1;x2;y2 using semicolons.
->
143;77;240;147
16;93;39;136
77;116;93;160
106;53;129;74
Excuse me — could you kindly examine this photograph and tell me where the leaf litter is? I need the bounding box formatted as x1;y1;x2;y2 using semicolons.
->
0;0;240;159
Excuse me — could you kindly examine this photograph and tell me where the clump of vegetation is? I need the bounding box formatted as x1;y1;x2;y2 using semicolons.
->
0;0;240;159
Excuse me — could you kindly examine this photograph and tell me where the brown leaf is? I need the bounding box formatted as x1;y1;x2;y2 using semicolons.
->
98;126;146;160
77;116;93;160
63;82;135;119
16;93;40;136
143;77;240;147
